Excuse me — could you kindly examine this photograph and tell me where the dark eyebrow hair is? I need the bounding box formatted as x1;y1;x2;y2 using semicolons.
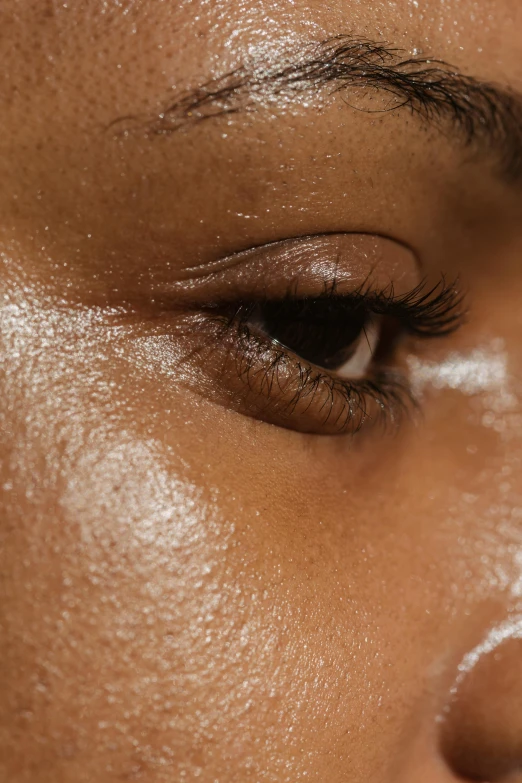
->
114;36;522;184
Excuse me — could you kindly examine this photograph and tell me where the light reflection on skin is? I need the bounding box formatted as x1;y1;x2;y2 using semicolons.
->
61;439;207;551
407;340;509;398
453;614;522;685
408;339;522;440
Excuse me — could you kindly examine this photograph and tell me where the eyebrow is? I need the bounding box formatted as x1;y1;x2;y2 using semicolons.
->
116;36;522;184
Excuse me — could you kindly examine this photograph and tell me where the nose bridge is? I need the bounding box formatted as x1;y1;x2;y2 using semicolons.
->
360;479;522;781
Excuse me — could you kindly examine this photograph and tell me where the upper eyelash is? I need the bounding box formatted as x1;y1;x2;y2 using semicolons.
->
361;277;466;336
215;275;466;338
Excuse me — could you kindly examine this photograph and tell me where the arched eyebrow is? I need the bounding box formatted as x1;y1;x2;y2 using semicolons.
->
116;36;522;185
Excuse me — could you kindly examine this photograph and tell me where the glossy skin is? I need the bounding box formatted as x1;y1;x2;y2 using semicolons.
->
1;1;522;781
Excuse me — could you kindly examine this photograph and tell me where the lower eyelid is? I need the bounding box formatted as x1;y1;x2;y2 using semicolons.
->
176;311;414;436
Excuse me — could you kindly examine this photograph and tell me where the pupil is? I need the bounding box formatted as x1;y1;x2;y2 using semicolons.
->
259;298;368;370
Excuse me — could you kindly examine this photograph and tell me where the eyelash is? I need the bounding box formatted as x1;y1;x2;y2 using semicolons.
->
198;277;465;436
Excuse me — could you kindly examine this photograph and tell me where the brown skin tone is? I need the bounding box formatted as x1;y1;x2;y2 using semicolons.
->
1;1;522;781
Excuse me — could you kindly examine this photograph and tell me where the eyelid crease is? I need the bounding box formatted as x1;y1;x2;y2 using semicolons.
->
168;231;419;281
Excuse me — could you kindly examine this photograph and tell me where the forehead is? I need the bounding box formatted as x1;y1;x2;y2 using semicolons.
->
4;0;519;92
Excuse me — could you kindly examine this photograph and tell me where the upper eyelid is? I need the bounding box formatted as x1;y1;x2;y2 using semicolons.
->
158;234;421;302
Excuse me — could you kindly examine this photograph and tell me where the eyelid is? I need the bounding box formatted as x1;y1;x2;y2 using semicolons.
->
123;270;465;438
179;232;417;276
158;233;421;308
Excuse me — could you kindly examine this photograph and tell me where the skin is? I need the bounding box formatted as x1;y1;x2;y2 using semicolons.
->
1;1;522;781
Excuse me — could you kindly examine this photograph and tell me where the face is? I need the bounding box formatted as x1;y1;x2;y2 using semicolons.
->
1;1;522;781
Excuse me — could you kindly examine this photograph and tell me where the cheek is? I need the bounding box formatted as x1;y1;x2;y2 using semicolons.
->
3;431;258;778
1;414;429;781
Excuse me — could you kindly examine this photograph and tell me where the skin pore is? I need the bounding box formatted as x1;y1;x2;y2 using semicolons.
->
1;0;522;781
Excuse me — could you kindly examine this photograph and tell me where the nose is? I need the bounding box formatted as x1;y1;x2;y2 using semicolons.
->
439;616;522;782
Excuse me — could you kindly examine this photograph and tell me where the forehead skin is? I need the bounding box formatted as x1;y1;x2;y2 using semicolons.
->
1;2;522;783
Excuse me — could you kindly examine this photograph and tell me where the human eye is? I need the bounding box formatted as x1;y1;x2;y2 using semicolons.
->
191;276;464;436
143;234;464;438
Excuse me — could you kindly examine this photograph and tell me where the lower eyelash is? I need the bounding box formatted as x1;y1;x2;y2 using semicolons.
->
227;320;415;435
290;365;413;433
